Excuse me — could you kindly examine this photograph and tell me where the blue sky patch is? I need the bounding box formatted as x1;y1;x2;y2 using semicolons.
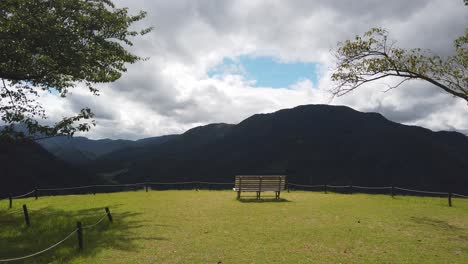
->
208;56;321;88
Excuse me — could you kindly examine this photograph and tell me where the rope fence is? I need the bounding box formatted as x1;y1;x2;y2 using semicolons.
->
353;186;391;190
11;190;36;199
82;214;109;230
453;193;468;198
327;185;350;188
2;181;468;201
37;183;144;191
287;183;323;188
195;181;234;185
394;187;448;195
0;207;113;262
0;229;78;262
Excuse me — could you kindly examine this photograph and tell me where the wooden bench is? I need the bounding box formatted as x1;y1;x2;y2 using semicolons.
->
234;175;287;199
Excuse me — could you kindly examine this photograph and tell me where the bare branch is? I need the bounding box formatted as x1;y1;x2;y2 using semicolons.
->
382;77;412;93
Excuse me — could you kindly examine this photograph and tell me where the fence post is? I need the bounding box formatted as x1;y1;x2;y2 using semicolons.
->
76;222;83;251
9;194;12;209
237;176;242;199
22;204;30;227
35;188;38;200
324;184;327;194
105;207;113;222
391;186;395;198
258;176;262;200
448;192;452;207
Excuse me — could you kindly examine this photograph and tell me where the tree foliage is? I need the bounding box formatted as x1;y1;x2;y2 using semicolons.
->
331;28;467;103
0;0;152;140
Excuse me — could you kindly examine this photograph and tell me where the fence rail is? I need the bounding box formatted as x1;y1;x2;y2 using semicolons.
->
287;183;323;188
394;187;448;195
11;190;36;199
82;214;108;230
353;186;391;190
0;229;78;262
2;181;468;204
0;207;112;262
327;185;350;188
453;193;468;198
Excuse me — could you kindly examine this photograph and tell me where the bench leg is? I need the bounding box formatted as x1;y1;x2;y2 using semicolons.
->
256;191;260;200
237;191;240;200
276;191;280;200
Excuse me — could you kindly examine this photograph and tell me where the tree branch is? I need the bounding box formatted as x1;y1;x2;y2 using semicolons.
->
332;27;468;103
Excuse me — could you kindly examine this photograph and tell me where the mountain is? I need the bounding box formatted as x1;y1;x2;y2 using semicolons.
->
0;139;101;195
37;135;177;165
91;104;468;193
0;126;176;194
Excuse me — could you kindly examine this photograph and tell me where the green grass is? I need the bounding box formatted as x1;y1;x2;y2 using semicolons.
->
0;190;467;263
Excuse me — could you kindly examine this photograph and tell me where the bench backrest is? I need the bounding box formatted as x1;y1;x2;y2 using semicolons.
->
234;175;287;192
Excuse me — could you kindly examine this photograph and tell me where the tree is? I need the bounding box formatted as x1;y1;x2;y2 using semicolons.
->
0;0;152;140
331;27;467;103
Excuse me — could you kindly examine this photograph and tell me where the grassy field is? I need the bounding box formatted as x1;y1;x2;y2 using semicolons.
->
0;190;467;263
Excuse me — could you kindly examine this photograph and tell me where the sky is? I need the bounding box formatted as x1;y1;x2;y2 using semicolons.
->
38;0;468;140
208;56;321;88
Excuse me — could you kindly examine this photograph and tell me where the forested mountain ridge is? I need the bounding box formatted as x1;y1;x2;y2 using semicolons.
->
89;104;468;193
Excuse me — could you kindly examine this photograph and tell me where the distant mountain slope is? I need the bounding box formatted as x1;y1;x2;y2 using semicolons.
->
91;104;468;193
0;140;101;195
38;135;177;165
92;125;229;173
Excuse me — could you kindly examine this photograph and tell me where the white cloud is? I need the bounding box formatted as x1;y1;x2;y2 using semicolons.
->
36;0;468;139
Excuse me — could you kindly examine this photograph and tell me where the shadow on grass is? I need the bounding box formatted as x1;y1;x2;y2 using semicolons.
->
237;198;290;203
0;205;159;263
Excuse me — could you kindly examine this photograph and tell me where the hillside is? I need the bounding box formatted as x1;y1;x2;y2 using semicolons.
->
37;135;178;165
92;104;468;193
0;140;100;195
